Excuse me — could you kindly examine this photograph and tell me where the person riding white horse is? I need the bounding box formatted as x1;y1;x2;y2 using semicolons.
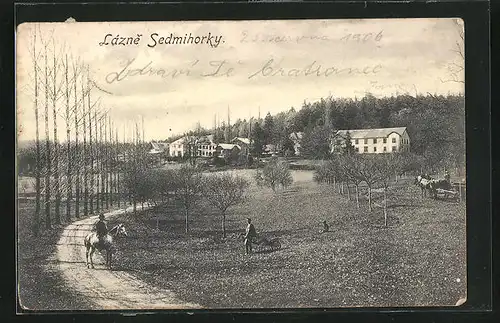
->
93;213;108;250
85;219;127;269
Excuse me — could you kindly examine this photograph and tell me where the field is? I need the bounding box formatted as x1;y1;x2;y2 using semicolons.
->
104;169;466;308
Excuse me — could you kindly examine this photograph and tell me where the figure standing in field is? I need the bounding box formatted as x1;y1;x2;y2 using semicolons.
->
244;218;257;254
444;170;451;183
93;213;108;249
322;220;330;233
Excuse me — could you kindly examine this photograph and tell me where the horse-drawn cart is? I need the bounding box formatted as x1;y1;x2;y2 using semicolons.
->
435;188;460;200
434;180;465;201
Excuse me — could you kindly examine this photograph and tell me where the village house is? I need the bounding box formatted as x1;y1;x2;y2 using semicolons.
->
332;127;410;154
168;137;186;157
149;141;169;155
215;143;241;161
168;136;198;158
148;141;169;165
230;137;251;156
197;134;218;158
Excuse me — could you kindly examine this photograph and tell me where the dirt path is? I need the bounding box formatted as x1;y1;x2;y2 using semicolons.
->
54;205;202;310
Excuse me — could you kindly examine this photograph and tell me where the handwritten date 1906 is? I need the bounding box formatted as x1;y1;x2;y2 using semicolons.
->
340;30;383;43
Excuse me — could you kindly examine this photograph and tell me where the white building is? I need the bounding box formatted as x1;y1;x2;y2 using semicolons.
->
168;136;195;158
197;135;218;158
289;132;304;156
332;127;410;154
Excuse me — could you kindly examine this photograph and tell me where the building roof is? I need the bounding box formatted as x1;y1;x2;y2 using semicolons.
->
197;134;215;144
335;127;407;139
231;137;251;145
169;136;197;145
151;142;169;150
217;143;241;150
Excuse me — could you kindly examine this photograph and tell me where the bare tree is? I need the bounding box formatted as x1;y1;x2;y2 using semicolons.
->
202;173;250;239
72;58;81;218
88;80;94;215
115;128;120;207
41;33;51;229
26;25;43;235
338;155;363;208
81;70;89;216
109;118;114;207
357;156;381;212
94;110;100;213
254;157;293;192
49;40;65;225
441;18;465;84
372;156;392;226
63;54;72;222
174;165;203;234
100;114;105;211
105;115;110;209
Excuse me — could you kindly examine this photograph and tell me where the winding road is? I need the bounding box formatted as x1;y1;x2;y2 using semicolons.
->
54;205;202;310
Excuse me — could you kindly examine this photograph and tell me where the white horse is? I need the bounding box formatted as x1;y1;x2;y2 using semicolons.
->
414;175;433;197
84;223;128;269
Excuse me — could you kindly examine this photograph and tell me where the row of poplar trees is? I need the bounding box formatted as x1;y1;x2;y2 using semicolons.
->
25;26;146;237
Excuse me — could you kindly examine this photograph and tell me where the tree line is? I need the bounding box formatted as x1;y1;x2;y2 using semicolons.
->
121;159;294;238
314;144;425;226
163;92;464;174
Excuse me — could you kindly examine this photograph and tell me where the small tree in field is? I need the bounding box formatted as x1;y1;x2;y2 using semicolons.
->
339;154;363;208
173;165;203;234
255;158;293;192
372;155;397;226
356;155;381;212
202;173;250;239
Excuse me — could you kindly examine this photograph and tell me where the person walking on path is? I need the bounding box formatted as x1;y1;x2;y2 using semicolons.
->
244;218;257;254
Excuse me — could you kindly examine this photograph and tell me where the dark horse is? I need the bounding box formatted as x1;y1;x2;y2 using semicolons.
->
84;223;127;269
428;179;452;199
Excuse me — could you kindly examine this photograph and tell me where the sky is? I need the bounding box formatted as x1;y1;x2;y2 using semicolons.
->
16;18;464;142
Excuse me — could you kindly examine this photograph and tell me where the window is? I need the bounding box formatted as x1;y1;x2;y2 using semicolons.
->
355;139;359;145
373;138;377;144
364;146;368;152
373;147;377;152
392;146;397;152
392;137;396;143
364;139;368;144
355;147;359;152
383;138;387;144
383;146;387;152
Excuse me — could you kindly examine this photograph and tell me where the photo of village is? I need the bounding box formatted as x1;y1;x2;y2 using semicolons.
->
16;19;466;310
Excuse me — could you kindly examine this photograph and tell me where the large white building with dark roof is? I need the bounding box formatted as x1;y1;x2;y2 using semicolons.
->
332;127;410;154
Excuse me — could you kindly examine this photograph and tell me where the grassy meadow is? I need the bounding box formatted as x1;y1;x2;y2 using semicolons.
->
106;169;466;308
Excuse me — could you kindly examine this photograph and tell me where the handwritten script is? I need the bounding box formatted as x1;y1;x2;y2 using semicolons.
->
104;58;383;84
240;30;384;44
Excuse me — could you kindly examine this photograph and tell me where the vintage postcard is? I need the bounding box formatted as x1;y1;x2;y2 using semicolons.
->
16;18;466;310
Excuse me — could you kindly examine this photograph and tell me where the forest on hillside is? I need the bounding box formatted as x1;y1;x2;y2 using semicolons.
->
172;93;465;172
